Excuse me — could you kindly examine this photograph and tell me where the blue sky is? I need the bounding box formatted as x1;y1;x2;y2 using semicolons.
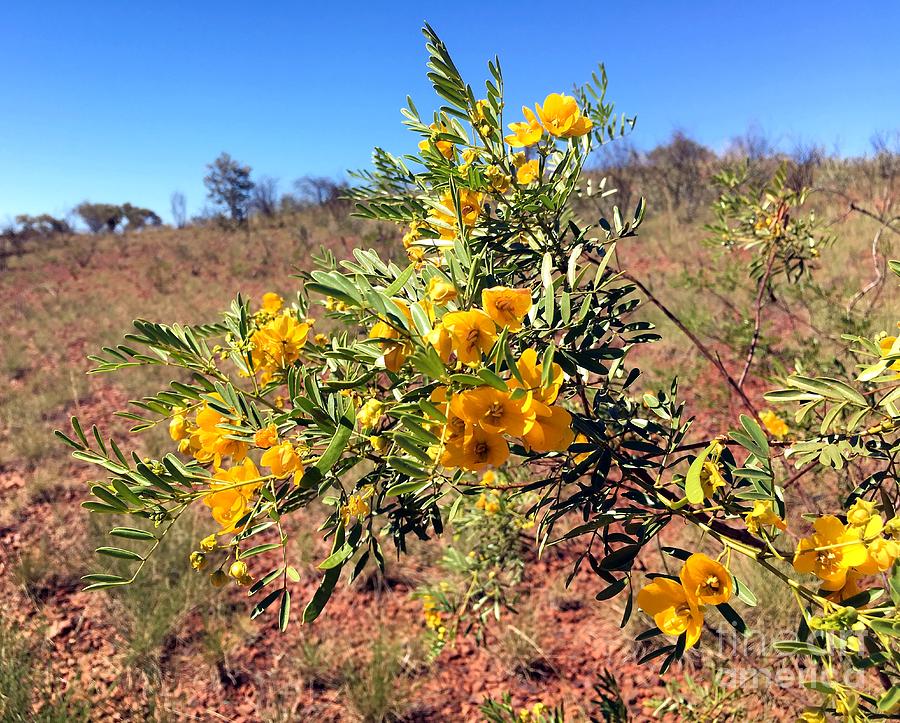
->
2;2;898;223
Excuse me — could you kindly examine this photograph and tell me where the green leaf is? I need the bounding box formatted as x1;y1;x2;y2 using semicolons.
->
109;527;156;541
96;546;143;562
385;477;431;496
773;640;827;657
297;407;355;488
303;525;345;623
685;444;714;505
878;685;900;713
279;589;291;632
740;415;769;456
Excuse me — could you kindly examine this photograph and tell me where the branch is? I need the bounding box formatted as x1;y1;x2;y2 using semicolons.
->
617;269;765;427
738;245;778;388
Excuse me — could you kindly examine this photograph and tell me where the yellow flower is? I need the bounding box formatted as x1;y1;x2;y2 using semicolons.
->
210;570;229;588
459;148;478;173
427;277;457;304
511;348;563;404
193;397;248;466
204;458;262;532
431;189;483;240
441;309;498;366
441;427;509;471
358;399;385;428
190;551;208;571
504;106;543;147
744;500;787;535
679;553;733;606
229;560;248;579
572;433;590;464
857;536;899;574
254;423;278;449
200;534;218;552
261;292;284;313
402;220;424;248
793;515;868;590
516;159;540;185
431;387;469;443
340;486;375;525
846;498;877;527
482;286;532;332
699;460;726;499
418;123;454;159
426;322;453;363
252;314;310;370
636;577;703;649
535;93;593;138
368;435;389;453
169;413;188;442
314;333;329;346
485;165;511;193
825;569;865;603
879;335;900;370
799;708;828;723
759;410;788;439
369;300;413;373
452;386;536;436
481;470;497;486
521;404;575;453
476;492;501;515
260;441;304;484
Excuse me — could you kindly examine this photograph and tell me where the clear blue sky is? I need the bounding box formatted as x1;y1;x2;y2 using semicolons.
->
2;1;898;224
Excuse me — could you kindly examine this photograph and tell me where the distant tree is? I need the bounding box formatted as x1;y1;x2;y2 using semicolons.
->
293;175;348;207
204;153;254;222
14;213;72;238
787;142;824;192
75;202;123;233
170;191;187;228
250;176;280;218
121;203;162;231
645;131;715;219
727;124;775;162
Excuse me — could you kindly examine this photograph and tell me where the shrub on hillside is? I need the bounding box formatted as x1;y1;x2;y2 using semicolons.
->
62;24;900;721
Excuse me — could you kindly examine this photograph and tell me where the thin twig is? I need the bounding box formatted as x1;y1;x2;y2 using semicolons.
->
738;245;778;388
618;269;765;426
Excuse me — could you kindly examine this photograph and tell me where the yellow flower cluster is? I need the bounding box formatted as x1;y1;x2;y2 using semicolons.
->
173;295;312;540
517;703;547;722
421;593;446;640
793;502;900;599
505;93;593;147
251;312;311;382
340;485;375;526
637;553;733;649
434;347;574;472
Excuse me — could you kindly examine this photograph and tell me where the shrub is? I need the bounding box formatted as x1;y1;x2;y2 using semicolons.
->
60;24;900;722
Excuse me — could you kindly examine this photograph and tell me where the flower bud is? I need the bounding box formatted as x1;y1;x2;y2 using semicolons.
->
210;570;229;588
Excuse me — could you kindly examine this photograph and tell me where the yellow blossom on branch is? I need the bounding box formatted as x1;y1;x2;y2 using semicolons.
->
744;500;786;534
504;106;543;148
441;309;497;366
793;515;868;590
636;577;703;649
261;292;284;314
481;286;532;332
535;93;593;138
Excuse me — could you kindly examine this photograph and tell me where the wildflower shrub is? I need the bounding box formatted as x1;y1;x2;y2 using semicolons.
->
61;25;900;719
